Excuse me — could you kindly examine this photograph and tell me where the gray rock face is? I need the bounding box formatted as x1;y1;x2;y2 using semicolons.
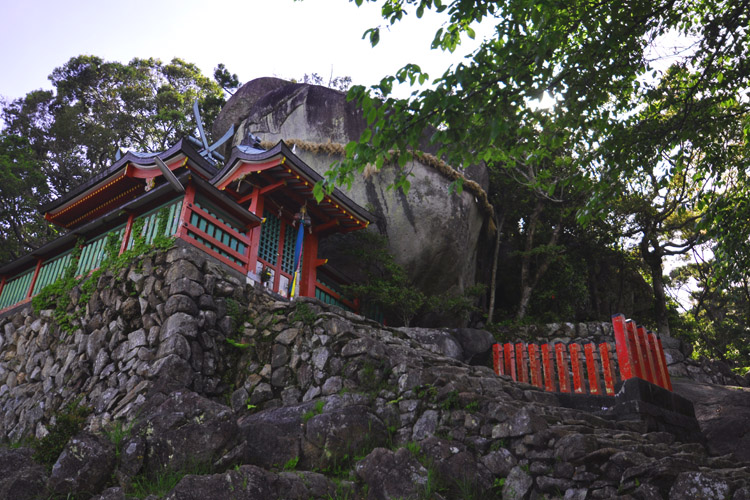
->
136;390;239;476
0;447;48;500
48;432;116;497
217;78;488;299
2;244;750;500
355;447;430;500
672;378;750;462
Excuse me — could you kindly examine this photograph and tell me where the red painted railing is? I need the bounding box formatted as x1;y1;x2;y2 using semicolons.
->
492;314;673;395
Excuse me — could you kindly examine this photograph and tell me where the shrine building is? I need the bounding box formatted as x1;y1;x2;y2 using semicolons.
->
0;138;374;314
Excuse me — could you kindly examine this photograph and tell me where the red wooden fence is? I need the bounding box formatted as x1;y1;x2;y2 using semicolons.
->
492;314;673;395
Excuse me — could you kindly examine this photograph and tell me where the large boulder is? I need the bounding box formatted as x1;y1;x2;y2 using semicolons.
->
213;79;489;300
0;447;48;500
47;432;116;498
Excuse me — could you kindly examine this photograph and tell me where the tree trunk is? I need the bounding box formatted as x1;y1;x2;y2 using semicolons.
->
517;201;562;320
487;213;505;324
640;233;671;336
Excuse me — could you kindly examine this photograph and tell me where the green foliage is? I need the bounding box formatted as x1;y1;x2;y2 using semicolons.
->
0;133;52;263
214;63;241;95
403;441;421;458
31;213;176;334
341;232;480;326
129;461;213;498
440;390;461;411
282;455;300;471
326;0;750;338
303;399;326;423
104;419;136;459
2;55;225;200
464;401;479;412
31;239;84;334
32;397;91;468
672;261;750;371
291;301;318;326
415;384;438;402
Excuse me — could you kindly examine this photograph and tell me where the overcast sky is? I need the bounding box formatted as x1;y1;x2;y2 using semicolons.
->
0;0;489;103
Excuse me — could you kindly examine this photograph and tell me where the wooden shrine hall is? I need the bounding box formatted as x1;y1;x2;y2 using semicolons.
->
0;138;374;314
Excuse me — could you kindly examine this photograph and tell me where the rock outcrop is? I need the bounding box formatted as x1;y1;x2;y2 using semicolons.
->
213;78;489;299
1;242;749;499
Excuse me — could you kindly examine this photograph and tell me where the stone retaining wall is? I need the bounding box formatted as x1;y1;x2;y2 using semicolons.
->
1;242;750;499
0;242;246;442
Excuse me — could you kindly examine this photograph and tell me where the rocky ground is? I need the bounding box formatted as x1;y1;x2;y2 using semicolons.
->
1;244;750;499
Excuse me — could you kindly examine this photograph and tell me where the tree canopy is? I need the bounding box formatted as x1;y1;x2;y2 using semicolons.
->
322;0;750;335
0;55;228;262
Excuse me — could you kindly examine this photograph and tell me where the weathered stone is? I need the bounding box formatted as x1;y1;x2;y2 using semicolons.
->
249;383;274;405
120;297;140;323
413;409;439;440
304;404;388;467
237;403;311;468
312;346;329;370
494;407;548;438
271;344;289;368
0;447;48;500
341;337;385;358
355;447;429;499
502;466;533;500
669;471;730;500
165;259;202;283
275;327;299;345
135;390;238;476
322;376;343;396
90;486;127;500
481;448;518;477
156;333;191;360
165;294;198;316
150;354;193;389
554;433;597;463
161;312;199;340
268;365;291;387
169;277;205;298
48;432;116;497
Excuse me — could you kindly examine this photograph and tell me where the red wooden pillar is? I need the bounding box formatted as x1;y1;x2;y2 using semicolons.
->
119;213;136;255
541;344;555;392
637;325;656;384
25;258;43;299
271;219;288;294
555;343;571;393
584;343;601;395
299;231;320;298
648;332;666;388
569;343;585;394
657;337;673;391
612;314;634;381
528;344;543;388
176;184;197;241
0;275;7;299
515;342;527;383
492;344;502;375
626;320;645;379
246;189;264;275
504;343;516;381
599;343;616;396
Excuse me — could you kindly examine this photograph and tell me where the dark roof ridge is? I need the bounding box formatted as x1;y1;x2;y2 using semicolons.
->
40;138;214;214
216;140;374;224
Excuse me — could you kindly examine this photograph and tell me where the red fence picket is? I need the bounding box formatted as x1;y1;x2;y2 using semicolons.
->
541;344;555;392
490;314;674;396
599;343;616;396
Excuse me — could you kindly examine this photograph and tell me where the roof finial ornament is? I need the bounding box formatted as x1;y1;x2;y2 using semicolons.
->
186;100;234;164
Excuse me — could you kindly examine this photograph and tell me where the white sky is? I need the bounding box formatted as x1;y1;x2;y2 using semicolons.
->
0;0;489;103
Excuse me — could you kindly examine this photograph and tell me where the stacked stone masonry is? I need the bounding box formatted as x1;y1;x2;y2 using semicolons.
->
0;242;748;499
